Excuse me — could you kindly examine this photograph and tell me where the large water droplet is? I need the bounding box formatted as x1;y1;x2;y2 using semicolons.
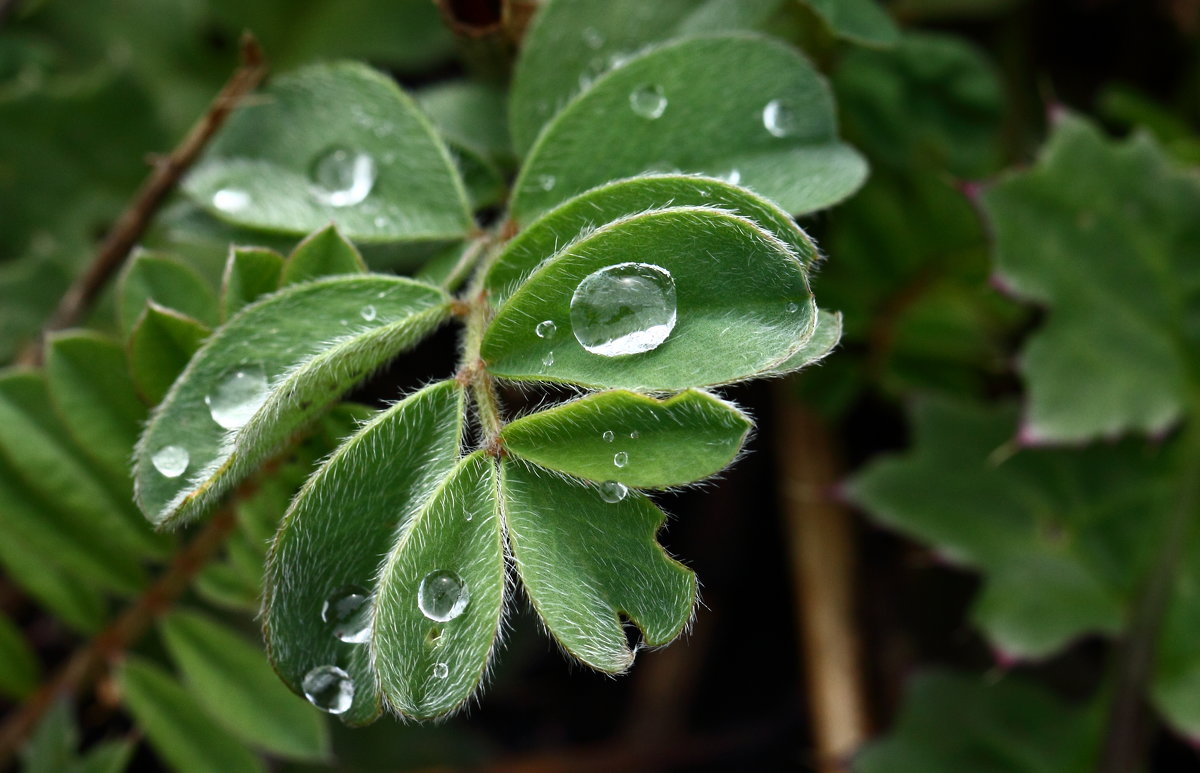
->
212;188;249;213
302;665;354;714
629;85;667;119
535;320;557;339
570;263;677;357
598;480;628;503
360;305;377;322
602;430;615;443
762;98;799;138
431;662;449;679
310;147;377;207
613;451;629;468
322;586;371;644
204;365;268;430
418;570;469;622
151;445;189;478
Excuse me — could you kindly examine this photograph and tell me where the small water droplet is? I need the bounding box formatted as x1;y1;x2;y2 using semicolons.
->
598;480;628;503
361;305;377;322
418;570;469;622
542;351;556;368
582;27;605;49
786;302;798;313
536;174;556;192
302;665;354;714
602;430;615;443
570;262;677;357
322;586;371;643
204;365;268;430
725;169;742;185
629;85;667;119
762;98;799;138
212;188;249;213
151;445;189;478
310;147;377;207
431;662;449;679
613;451;629;468
535;320;557;339
629;431;640;439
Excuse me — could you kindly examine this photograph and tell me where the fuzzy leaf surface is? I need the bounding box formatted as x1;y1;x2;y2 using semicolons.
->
279;225;368;286
482;207;815;390
501;389;750;488
117;252;218;336
134;275;449;527
221;246;285;321
763;309;843;376
501;459;695;672
128;304;210;405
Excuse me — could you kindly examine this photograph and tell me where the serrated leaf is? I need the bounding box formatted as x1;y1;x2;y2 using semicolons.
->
763;309;842;376
46;332;147;483
510;0;786;156
264;381;465;725
0;612;37;699
501;389;750;488
159;610;330;760
134;275;450;528
184;61;472;243
374;452;504;719
501;459;695;672
481;207;816;390
221;246;284;321
511;35;867;223
117;658;265;773
279;225;367;286
980;115;1200;443
117;252;218;335
804;0;899;47
484;174;819;306
128;304;211;405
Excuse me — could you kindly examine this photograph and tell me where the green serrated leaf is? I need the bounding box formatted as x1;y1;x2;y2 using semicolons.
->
184;61;472;243
264;381;465;725
117;658;266;773
0;612;38;699
482;207;816;390
279;224;367;286
980;115;1200;443
484;174;818;306
374;452;504;719
128;304;211;405
134;275;449;528
804;0;899;47
501;389;750;488
221;246;284;321
159;610;330;761
117;251;218;335
501;459;695;672
763;309;842;376
511;35;867;223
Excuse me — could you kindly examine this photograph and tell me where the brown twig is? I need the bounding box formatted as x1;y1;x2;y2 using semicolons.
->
772;387;869;772
17;34;268;366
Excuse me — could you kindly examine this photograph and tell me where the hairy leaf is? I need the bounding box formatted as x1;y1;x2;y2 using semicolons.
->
128;304;211;405
117;251;218;336
762;309;843;376
279;225;367;286
221;246;284;321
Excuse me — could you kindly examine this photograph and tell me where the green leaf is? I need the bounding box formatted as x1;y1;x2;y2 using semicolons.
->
159;610;330;761
374;452;504;719
22;700;77;773
763;309;842;376
511;35;867;223
417;81;512;166
117;251;218;335
45;332;147;483
0;529;106;633
134;275;450;528
279;224;367;286
500;459;696;672
264;381;465;725
854;670;1099;773
128;304;211;405
510;0;786;156
220;246;284;321
481;207;816;390
0;612;37;699
980;115;1200;443
484;174;819;306
184;61;472;243
1152;524;1200;737
501;389;750;488
803;0;899;47
116;658;265;773
71;740;135;773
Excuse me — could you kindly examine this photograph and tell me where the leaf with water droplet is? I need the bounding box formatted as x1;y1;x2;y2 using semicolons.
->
134;274;450;528
280;224;368;286
803;0;899;48
511;35;866;223
265;381;465;725
501;459;695;672
374;452;504;719
185;62;472;242
128;304;211;405
117;251;218;337
481;207;818;390
221;246;284;321
502;389;750;488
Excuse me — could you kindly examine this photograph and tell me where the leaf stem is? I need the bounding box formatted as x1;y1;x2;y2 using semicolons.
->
456;236;506;450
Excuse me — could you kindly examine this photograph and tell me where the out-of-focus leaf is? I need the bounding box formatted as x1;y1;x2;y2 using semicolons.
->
220;246;284;321
117;252;218;336
22;700;76;773
803;0;899;47
0;612;37;699
127;304;210;406
0;530;106;633
417;81;512;166
71;740;135;773
279;225;367;286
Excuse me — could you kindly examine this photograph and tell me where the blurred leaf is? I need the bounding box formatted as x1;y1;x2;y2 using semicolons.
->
184;62;472;243
220;246;284;321
803;0;899;47
117;251;218;336
481;207;816;390
279;224;367;286
134;275;449;528
0;529;106;632
160;610;330;760
22;700;76;773
417;80;512;166
981;115;1200;442
264;381;464;725
71;740;135;773
0;612;37;699
1153;521;1200;737
128;304;210;405
501;389;750;488
501;459;696;672
512;35;867;222
117;658;265;773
